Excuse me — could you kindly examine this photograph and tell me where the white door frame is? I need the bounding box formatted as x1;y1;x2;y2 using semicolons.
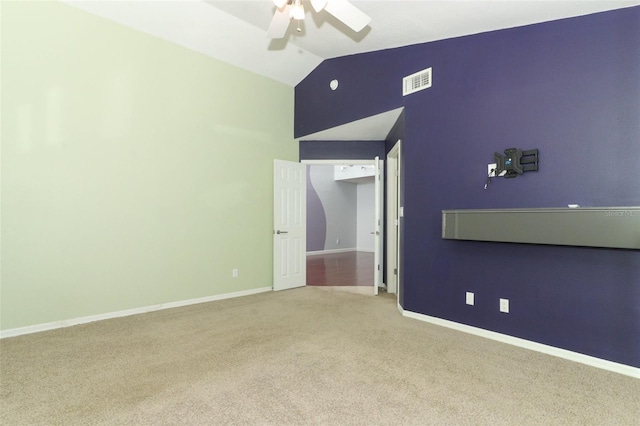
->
373;156;382;296
386;140;402;309
302;159;384;294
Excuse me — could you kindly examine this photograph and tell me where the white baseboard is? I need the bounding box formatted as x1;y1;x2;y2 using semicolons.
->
307;248;356;256
0;287;272;339
401;308;640;379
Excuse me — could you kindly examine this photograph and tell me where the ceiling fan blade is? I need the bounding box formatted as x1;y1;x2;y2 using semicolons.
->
267;5;292;39
310;0;328;13
324;0;370;33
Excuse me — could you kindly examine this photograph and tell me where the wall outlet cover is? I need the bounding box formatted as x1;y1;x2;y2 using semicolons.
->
488;163;497;177
500;298;509;313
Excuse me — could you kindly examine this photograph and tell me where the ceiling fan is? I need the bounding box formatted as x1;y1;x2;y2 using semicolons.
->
267;0;371;39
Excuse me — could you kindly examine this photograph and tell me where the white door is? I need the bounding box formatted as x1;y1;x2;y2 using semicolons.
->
373;156;383;295
273;160;306;291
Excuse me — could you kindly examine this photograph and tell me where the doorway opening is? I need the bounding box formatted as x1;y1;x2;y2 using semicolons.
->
303;159;383;295
284;107;404;301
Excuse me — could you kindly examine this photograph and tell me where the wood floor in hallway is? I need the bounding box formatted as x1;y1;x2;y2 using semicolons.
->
307;251;374;287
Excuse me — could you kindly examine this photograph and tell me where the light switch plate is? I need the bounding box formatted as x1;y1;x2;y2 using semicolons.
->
466;292;474;306
488;163;497;177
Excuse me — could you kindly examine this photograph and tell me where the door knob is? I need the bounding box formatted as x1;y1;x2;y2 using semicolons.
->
276;230;288;235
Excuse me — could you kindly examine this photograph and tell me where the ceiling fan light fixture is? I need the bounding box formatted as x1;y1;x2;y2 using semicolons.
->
290;0;305;20
267;0;370;40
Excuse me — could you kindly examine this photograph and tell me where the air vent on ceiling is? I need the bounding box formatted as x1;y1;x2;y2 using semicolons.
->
403;67;432;96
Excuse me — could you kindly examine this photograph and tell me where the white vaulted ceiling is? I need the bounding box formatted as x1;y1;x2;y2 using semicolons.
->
65;1;640;87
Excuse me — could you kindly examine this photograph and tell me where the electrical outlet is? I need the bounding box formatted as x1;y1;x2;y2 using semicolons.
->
488;163;497;177
232;268;238;278
499;298;509;313
466;292;474;306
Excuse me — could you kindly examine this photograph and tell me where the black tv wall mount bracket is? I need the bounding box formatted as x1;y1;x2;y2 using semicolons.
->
494;148;539;178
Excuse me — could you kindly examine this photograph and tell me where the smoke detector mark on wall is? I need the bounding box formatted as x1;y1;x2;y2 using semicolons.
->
403;67;432;96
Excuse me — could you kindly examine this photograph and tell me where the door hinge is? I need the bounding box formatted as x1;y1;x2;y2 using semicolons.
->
394;268;397;275
377;264;380;271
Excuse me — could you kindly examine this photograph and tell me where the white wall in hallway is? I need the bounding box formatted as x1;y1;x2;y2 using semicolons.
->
308;165;357;251
356;182;375;252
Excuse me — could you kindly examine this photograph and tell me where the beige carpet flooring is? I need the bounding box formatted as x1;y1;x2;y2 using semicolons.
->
1;287;638;425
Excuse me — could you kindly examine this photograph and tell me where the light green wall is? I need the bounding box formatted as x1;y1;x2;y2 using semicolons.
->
0;1;297;330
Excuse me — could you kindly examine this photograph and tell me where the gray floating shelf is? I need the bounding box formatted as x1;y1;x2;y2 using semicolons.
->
442;207;640;249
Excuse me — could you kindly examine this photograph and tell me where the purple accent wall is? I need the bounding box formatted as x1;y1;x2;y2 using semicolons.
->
295;8;640;368
299;141;386;161
306;166;327;252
